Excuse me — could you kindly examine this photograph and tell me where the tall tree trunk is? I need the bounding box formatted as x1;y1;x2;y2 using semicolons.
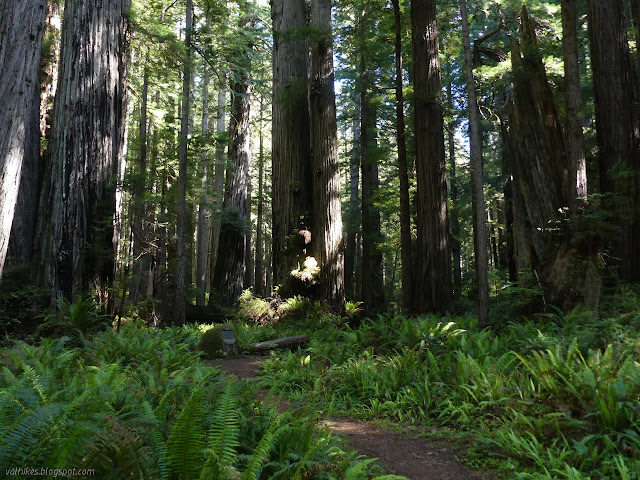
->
310;0;345;306
499;121;518;283
271;0;312;288
207;87;227;306
391;0;413;313
411;0;453;314
562;0;587;208
460;0;488;325
448;76;462;293
196;64;210;306
10;1;59;269
360;76;386;315
129;58;151;304
0;0;47;279
174;0;192;324
344;97;360;300
587;0;640;280
36;0;130;301
244;166;254;290
212;44;252;306
508;7;601;311
255;97;266;297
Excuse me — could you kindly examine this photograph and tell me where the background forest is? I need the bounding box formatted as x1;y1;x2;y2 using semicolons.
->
1;0;640;479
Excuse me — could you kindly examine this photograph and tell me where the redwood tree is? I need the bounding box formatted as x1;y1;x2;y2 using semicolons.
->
460;0;488;325
310;0;345;306
36;0;131;301
587;0;640;280
271;0;312;288
0;0;47;279
212;28;253;306
561;0;587;207
391;0;413;313
411;0;453;314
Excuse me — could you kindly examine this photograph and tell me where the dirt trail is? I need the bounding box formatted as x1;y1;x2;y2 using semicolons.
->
210;355;495;480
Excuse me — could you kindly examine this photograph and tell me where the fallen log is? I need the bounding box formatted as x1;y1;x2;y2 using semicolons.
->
252;335;311;353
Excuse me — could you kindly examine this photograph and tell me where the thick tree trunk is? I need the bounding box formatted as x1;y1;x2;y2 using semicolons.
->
508;7;601;311
212;53;252;306
460;0;488;325
271;0;312;288
344;98;361;300
310;0;345;306
561;0;587;208
411;0;453;314
0;0;47;279
196;65;210;306
208;87;227;306
36;0;130;301
391;0;413;313
587;0;640;280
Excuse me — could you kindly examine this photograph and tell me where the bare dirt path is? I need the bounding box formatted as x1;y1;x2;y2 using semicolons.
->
210;355;496;480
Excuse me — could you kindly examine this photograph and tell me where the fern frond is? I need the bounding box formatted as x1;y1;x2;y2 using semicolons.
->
167;388;206;479
151;428;171;480
209;385;241;465
0;403;62;468
200;384;241;479
241;416;283;480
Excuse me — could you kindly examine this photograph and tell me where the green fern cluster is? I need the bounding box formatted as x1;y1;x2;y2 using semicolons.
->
261;312;640;479
1;322;383;479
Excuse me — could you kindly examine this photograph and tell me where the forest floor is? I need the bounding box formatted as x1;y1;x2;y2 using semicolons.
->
210;355;495;480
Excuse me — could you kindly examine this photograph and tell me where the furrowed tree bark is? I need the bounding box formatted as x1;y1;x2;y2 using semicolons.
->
310;0;345;307
174;0;193;324
212;35;252;306
391;0;413;313
9;1;57;269
196;64;210;307
587;0;640;281
561;0;587;208
36;0;131;302
0;0;47;280
460;0;488;325
271;0;312;289
411;0;453;314
508;7;601;311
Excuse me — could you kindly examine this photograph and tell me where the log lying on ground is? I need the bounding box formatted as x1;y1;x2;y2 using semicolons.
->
252;335;310;353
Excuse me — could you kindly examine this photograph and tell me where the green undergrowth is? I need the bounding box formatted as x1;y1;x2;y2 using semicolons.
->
0;319;401;479
255;286;640;480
